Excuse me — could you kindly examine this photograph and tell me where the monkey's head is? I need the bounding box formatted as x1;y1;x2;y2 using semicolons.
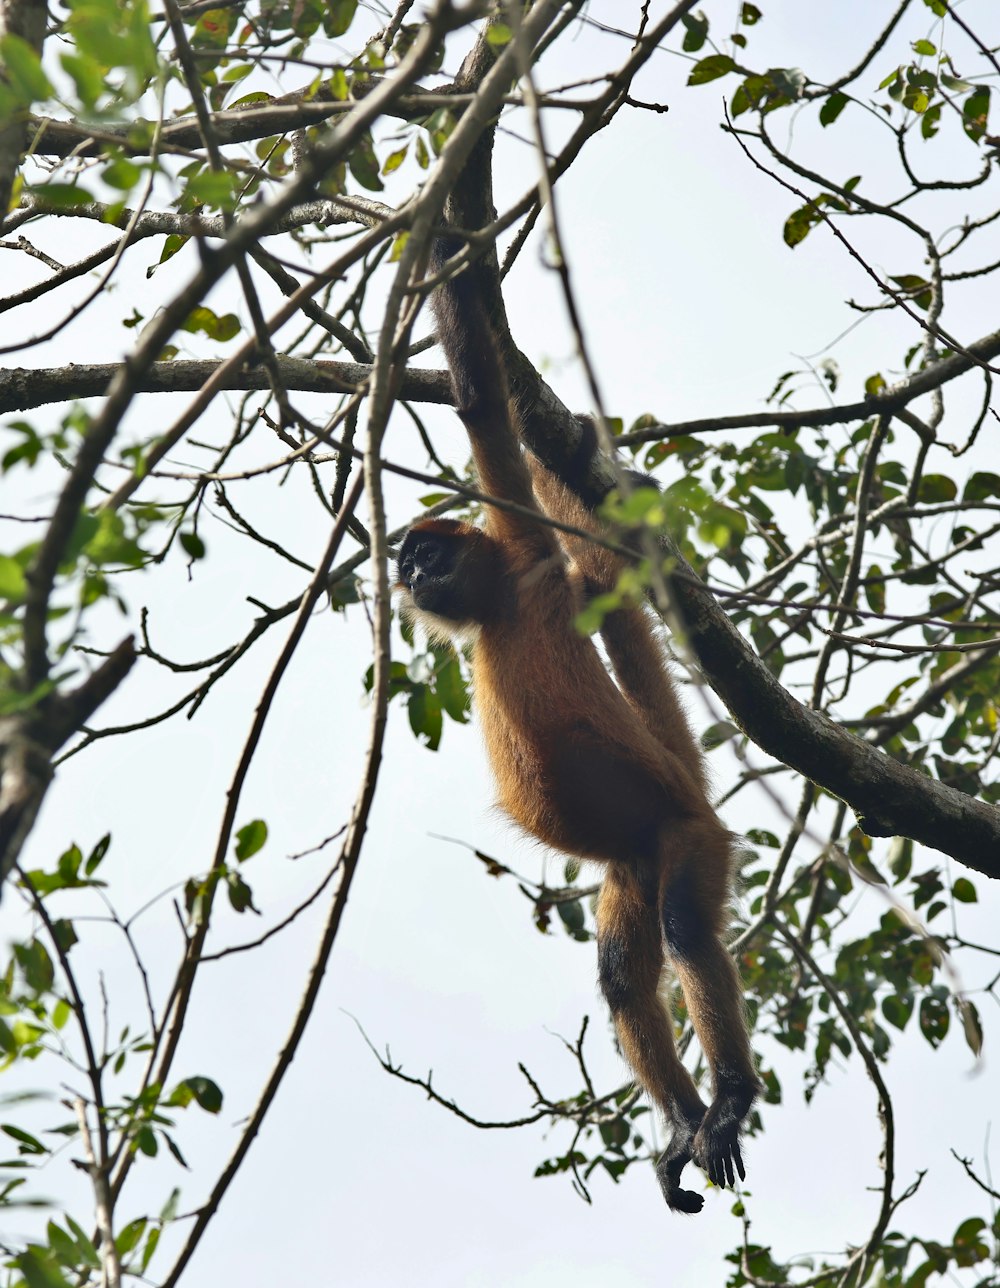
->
395;518;502;639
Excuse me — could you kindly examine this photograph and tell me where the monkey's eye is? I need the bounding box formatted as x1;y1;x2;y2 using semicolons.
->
419;544;442;572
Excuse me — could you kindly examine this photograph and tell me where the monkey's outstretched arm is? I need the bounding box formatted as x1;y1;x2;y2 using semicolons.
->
431;240;556;557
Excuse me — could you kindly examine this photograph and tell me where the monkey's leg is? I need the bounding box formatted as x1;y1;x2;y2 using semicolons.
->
659;853;760;1192
596;866;708;1215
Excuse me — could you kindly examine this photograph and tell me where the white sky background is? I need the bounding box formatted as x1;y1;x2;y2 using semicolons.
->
1;1;999;1284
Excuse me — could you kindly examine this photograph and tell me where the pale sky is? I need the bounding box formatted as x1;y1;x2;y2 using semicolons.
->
1;3;998;1285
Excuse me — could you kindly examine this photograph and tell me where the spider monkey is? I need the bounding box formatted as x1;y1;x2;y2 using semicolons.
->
395;236;760;1214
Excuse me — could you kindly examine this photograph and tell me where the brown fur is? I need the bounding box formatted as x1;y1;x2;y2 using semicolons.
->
395;239;759;1212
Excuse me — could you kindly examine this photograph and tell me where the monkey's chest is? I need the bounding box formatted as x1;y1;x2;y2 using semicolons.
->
472;631;675;861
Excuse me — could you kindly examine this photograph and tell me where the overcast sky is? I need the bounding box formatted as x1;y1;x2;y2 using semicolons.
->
2;2;998;1284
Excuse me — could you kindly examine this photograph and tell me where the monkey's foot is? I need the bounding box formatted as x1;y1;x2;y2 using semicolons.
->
655;1111;705;1214
692;1078;757;1190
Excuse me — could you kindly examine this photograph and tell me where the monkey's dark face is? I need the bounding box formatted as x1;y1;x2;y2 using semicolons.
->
395;520;501;634
397;529;464;618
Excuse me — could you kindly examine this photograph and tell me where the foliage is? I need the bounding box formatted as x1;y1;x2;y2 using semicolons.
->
0;0;998;1284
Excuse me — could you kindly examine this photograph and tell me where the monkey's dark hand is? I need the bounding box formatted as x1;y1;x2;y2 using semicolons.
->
655;1108;706;1215
692;1078;757;1191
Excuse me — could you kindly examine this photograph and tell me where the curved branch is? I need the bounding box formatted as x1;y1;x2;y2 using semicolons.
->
25;85;460;158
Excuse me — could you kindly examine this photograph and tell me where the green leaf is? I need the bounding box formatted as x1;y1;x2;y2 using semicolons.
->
162;1132;188;1168
382;145;407;175
140;1225;161;1273
103;156;142;191
957;999;983;1058
348;132;384;191
3;1124;47;1154
962;87;990;142
182;305;241;342
60;50;104;108
745;829;779;847
16;938;54;992
951;877;977;903
740;3;761;24
325;0;357;37
62;1217;99;1269
2;421;43;471
234;818;267;861
920;102;942;138
687;54;736;86
12;1247;72;1288
327;67;349;100
485;22;511;46
227;871;259;914
556;898;586;937
918;994;949;1046
964;471;1000;501
85;833;111;874
0;34;53;104
912;39;936;57
407;685;442;750
940;71;973;93
28;182;93;209
157;233;189;267
701;720;738;749
599;1115;629;1148
0;554;27;600
730;82;751;116
435;656;469;723
680;12;708;52
191;8;235;48
916;474;957;503
73;0;158;84
179;530;206;559
819;92;848;126
174;1075;223;1113
135;1125;158;1156
864;565;885;615
185;170;238;211
115;1218;147;1255
889;273;932;310
52;919;78;953
783;196;836;247
881;994;913;1030
84;509;145;567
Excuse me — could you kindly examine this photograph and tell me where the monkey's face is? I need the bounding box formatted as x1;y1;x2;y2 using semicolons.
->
397;529;463;617
395;519;499;637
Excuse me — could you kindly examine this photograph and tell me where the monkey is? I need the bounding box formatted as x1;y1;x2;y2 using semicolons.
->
395;237;759;1214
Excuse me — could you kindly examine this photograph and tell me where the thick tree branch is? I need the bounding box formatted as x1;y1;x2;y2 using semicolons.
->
24;83;461;159
0;357;451;416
